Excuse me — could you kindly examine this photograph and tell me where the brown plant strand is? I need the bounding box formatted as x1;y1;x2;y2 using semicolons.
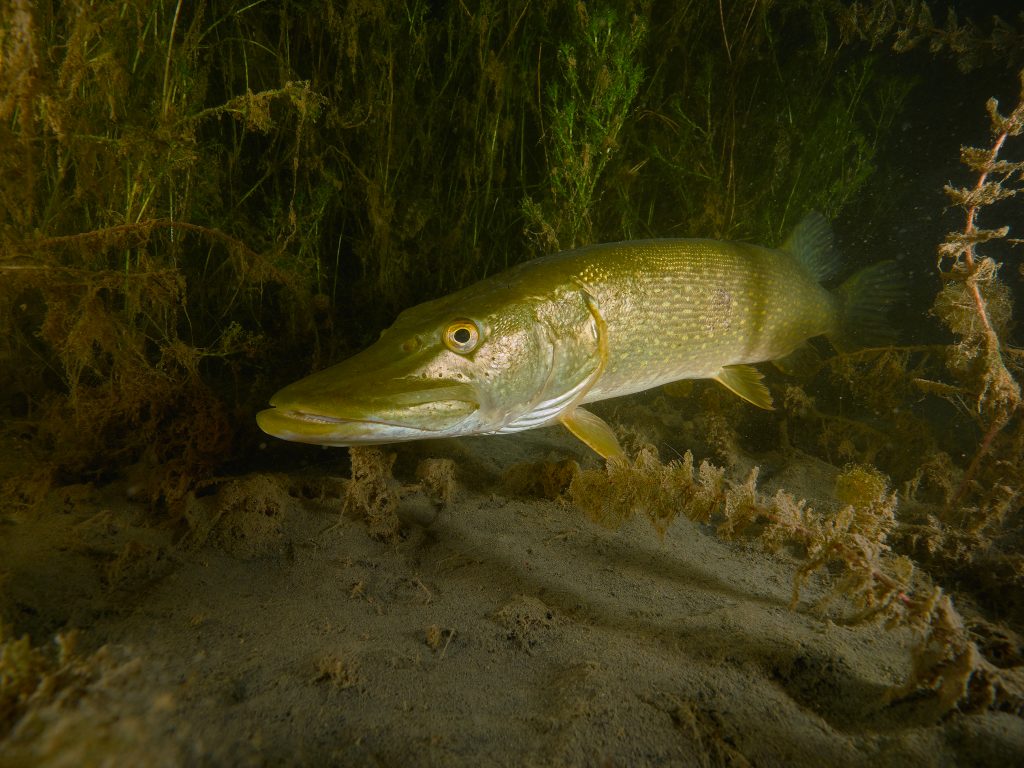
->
937;70;1024;503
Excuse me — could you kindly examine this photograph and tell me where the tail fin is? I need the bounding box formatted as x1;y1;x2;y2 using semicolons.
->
830;261;904;353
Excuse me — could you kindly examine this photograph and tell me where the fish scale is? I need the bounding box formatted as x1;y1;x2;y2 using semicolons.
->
573;239;837;402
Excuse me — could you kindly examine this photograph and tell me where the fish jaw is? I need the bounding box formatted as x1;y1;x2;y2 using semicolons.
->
255;398;478;446
256;351;481;446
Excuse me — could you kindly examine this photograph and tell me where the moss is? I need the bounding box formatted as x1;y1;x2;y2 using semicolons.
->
342;447;404;542
414;458;458;506
0;629;49;734
502;457;580;500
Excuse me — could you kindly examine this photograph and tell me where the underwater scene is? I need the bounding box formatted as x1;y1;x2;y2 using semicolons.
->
2;1;1024;765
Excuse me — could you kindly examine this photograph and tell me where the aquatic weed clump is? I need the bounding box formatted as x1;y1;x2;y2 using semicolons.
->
569;445;1024;716
932;71;1024;503
0;2;326;506
571;453;913;625
834;1;1024;72
521;4;646;251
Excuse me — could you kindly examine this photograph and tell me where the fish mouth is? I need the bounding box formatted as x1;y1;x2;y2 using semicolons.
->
256;385;480;446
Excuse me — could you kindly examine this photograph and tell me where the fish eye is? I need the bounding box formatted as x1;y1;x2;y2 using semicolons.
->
443;319;480;354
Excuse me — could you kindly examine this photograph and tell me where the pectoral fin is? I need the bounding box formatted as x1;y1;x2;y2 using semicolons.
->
713;364;774;410
560;407;625;460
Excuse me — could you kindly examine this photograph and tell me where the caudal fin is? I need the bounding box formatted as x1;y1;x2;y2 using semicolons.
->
830;261;904;353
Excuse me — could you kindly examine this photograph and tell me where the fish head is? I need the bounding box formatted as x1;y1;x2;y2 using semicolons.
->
256;282;595;446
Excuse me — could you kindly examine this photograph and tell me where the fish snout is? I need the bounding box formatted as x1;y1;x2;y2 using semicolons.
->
257;374;480;446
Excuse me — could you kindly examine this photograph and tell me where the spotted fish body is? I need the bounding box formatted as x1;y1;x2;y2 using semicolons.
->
569;238;836;403
257;214;896;459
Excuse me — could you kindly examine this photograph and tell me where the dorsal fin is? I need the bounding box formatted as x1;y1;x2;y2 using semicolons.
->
782;212;838;283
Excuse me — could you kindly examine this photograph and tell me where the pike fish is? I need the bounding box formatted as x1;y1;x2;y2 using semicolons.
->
257;213;898;459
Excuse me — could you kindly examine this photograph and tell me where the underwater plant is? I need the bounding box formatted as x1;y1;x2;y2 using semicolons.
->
0;1;326;507
834;0;1024;72
521;3;646;250
570;452;917;624
933;70;1024;503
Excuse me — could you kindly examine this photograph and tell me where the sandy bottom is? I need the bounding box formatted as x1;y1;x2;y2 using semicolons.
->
2;421;1023;767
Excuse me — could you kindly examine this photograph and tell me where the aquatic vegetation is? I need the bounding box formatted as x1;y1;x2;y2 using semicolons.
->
570;444;1024;716
341;447;457;541
502;457;580;500
894;592;1024;716
342;447;404;542
0;627;183;761
415;458;459;506
0;626;82;740
0;1;323;506
570;451;912;624
834;1;1024;72
932;71;1024;503
0;627;49;732
521;4;646;250
569;447;722;535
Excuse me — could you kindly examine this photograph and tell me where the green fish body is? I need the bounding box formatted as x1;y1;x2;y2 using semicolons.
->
257;214;897;459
